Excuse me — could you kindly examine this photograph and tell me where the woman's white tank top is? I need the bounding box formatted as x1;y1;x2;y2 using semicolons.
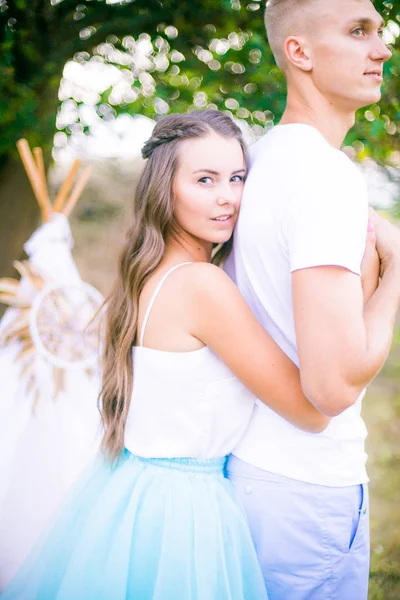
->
124;263;255;458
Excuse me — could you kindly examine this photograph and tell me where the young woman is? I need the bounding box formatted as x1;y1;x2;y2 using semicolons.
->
2;110;378;600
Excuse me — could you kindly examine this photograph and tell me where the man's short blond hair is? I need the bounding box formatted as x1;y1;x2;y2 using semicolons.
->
265;0;319;71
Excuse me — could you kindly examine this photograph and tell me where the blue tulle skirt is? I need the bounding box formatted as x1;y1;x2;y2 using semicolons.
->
2;450;268;599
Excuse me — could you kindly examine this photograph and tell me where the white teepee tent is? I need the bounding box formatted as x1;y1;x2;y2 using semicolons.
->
0;141;103;589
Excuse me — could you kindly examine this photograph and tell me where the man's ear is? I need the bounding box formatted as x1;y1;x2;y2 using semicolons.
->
284;36;313;72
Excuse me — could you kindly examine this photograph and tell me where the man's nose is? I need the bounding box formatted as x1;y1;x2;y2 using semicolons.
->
371;37;392;62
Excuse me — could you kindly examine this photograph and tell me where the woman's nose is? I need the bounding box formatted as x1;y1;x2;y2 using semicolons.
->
216;186;237;206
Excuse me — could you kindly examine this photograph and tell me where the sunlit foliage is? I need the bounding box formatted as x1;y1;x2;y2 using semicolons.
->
0;0;399;168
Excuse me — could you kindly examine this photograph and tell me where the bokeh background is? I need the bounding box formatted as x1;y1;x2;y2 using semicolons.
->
1;1;400;596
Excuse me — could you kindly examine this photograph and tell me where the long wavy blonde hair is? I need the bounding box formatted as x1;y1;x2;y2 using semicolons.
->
100;110;247;461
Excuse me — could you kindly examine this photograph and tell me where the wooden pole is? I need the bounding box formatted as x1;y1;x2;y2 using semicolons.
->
16;139;51;222
62;165;93;217
53;159;80;213
33;147;52;221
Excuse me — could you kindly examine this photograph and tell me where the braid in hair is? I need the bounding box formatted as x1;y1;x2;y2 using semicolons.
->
142;115;210;159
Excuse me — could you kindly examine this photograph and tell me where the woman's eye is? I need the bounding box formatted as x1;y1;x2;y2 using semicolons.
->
198;176;212;184
231;175;245;183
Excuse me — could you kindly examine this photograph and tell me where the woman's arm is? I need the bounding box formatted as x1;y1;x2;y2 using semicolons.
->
187;263;330;433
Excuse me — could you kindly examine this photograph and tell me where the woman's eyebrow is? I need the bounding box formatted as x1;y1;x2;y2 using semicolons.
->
192;168;246;175
192;168;218;175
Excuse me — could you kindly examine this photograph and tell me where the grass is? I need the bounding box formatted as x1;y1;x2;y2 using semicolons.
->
366;339;400;599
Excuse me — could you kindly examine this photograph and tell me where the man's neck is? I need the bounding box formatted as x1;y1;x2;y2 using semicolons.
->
280;89;356;149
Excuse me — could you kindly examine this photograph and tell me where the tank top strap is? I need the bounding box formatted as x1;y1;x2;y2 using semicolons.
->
139;262;193;347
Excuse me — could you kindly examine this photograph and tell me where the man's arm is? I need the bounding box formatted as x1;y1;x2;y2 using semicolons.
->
292;212;400;416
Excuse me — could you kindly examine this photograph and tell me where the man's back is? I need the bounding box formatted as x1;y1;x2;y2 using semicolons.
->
227;123;369;486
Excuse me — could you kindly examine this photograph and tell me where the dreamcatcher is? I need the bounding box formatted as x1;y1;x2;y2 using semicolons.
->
0;140;104;407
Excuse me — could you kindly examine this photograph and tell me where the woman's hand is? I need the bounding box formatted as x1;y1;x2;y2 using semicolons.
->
361;214;380;304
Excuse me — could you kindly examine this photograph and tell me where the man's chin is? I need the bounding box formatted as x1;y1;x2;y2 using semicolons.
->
355;90;382;111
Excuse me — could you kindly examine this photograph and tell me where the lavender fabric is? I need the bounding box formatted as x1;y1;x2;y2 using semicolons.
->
226;455;370;600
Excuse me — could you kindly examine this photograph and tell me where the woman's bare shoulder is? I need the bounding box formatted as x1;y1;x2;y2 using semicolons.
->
180;261;236;292
175;262;242;312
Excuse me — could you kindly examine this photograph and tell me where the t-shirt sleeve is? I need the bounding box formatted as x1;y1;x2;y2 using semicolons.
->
284;154;369;276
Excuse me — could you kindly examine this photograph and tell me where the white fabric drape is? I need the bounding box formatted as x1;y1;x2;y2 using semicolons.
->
0;215;102;589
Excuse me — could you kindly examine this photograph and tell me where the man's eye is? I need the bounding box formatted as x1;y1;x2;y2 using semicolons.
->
352;27;364;36
378;29;384;38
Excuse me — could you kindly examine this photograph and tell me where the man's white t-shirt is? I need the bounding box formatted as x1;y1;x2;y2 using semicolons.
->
226;124;369;487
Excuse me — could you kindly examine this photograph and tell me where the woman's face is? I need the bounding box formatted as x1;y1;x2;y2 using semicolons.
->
172;132;246;251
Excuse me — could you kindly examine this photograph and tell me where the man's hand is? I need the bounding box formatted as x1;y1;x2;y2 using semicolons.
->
361;218;379;304
368;208;400;278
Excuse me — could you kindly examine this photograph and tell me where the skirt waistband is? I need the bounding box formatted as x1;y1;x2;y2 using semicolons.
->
125;452;227;474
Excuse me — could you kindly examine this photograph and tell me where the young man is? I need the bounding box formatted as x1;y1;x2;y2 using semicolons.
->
225;0;400;598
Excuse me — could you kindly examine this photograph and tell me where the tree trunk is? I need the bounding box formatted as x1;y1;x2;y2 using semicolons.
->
0;157;40;279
